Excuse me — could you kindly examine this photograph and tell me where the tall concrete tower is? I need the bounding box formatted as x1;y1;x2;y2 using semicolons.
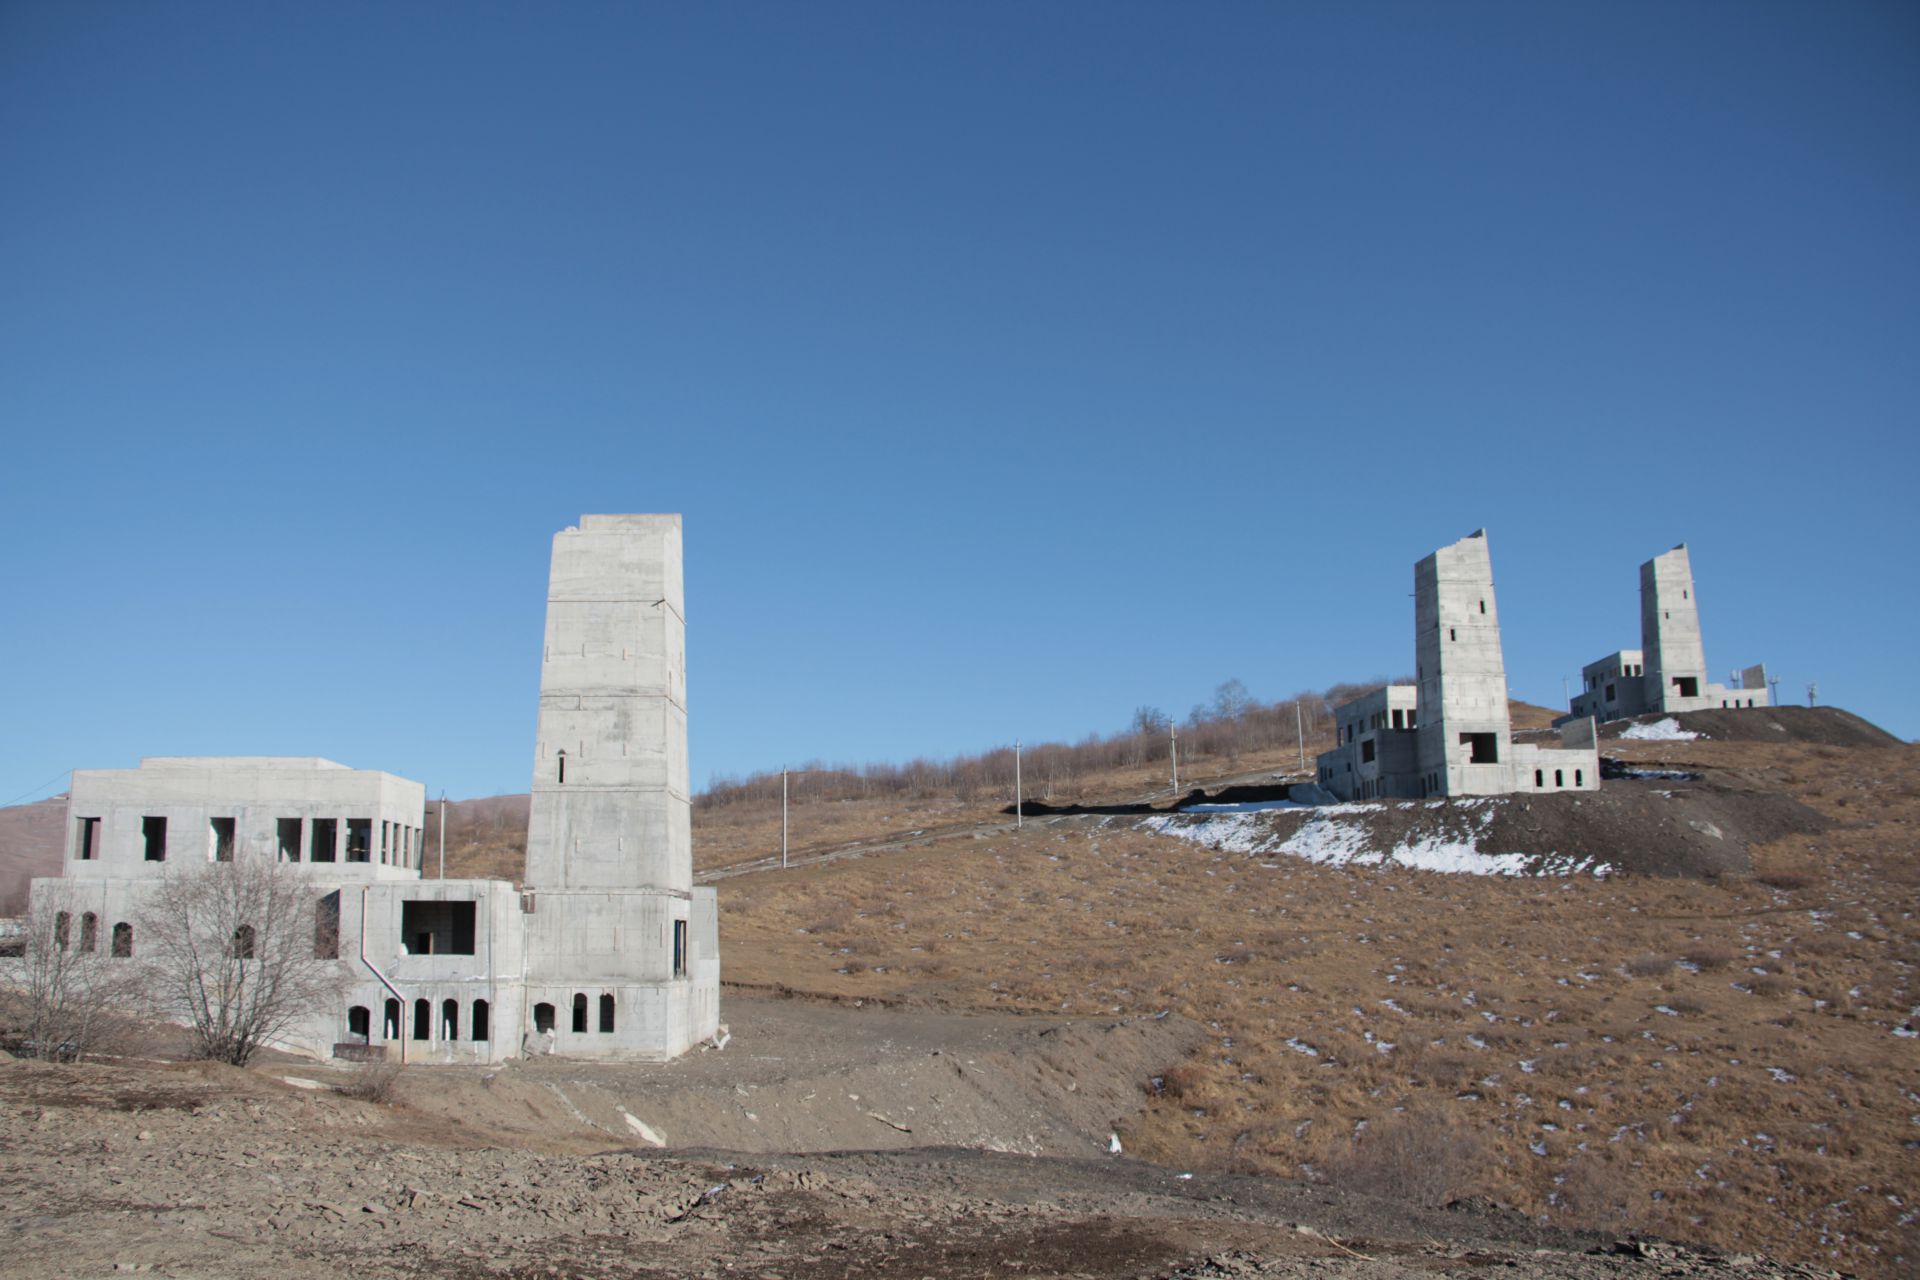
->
521;514;717;1059
1414;530;1513;796
1640;544;1709;710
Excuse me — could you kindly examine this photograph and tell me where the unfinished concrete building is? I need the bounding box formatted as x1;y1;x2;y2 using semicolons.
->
1317;530;1599;801
1559;544;1769;726
28;515;719;1064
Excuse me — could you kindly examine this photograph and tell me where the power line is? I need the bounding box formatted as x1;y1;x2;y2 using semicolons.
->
1;767;72;810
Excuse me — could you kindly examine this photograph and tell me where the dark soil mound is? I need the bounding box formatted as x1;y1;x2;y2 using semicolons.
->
1475;783;1831;877
1603;706;1900;747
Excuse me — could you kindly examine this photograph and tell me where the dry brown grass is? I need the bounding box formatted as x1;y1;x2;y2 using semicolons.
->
716;735;1920;1277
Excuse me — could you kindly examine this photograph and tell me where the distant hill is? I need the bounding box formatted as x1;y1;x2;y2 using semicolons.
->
0;796;65;913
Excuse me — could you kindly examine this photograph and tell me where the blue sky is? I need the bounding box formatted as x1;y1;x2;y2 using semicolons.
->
3;2;1915;804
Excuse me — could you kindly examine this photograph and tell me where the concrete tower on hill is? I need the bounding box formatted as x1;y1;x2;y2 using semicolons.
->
1559;543;1770;726
521;514;718;1059
1641;546;1712;707
1316;529;1599;801
1414;530;1515;797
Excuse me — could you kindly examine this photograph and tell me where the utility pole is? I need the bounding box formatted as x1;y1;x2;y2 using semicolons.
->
781;768;789;869
437;792;446;880
1294;700;1305;774
1170;724;1179;793
1014;740;1022;829
1769;676;1781;707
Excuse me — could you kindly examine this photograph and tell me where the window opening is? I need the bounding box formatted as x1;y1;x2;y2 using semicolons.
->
442;999;459;1042
384;998;401;1040
557;750;566;784
412;998;431;1040
79;912;98;953
314;891;341;959
232;924;256;960
347;1005;371;1043
533;1002;556;1035
209;817;235;862
1361;738;1376;763
472;999;490;1042
599;992;615;1033
673;920;689;977
1575;769;1584;786
571;993;588;1033
345;818;371;863
76;816;99;860
143;815;168;861
111;922;133;958
1459;732;1499;764
400;900;477;955
1534;769;1543;787
1554;770;1564;788
278;818;302;862
310;817;337;863
54;911;71;951
1673;676;1699;698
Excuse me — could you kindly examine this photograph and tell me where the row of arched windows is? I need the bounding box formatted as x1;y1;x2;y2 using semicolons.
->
345;998;492;1045
530;993;616;1035
52;911;133;957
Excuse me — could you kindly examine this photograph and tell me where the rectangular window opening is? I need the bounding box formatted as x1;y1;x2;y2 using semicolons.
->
142;815;168;861
310;817;337;862
278;818;302;862
209;817;235;862
400;900;477;955
1673;676;1700;698
345;818;371;863
76;816;100;861
1361;738;1376;763
1459;732;1499;764
673;920;688;977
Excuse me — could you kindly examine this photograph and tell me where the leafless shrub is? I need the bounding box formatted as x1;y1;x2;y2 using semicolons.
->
0;882;138;1061
1623;954;1670;978
335;1057;403;1103
1681;945;1734;971
1318;1110;1490;1208
139;859;346;1066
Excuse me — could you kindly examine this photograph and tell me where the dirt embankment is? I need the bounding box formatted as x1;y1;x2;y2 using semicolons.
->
394;996;1206;1159
1139;781;1830;879
1601;706;1901;747
0;1052;1852;1280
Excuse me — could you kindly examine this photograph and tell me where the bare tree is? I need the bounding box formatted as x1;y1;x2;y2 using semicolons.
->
139;858;344;1066
0;882;134;1061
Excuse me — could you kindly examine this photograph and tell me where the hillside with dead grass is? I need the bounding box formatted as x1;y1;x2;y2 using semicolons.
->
713;724;1920;1276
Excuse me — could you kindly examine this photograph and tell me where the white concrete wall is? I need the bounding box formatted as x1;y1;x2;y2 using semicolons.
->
1415;531;1514;797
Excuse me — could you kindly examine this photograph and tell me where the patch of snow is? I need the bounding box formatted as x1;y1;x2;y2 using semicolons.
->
1621;718;1700;741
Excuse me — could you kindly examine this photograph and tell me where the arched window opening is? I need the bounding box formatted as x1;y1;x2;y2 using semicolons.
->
412;998;431;1040
79;912;98;953
441;999;459;1042
571;993;588;1033
557;749;566;784
1575;769;1584;786
1534;769;1543;788
54;911;71;951
347;1005;371;1043
384;998;401;1040
232;924;256;960
472;999;491;1042
111;922;133;957
599;992;615;1033
1554;770;1564;788
533;1002;556;1034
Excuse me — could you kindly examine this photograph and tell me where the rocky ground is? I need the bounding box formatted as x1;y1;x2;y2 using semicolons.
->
0;1050;1850;1279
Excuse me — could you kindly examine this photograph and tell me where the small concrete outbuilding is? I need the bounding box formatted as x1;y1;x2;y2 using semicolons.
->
1317;530;1599;801
28;514;719;1064
1559;544;1769;726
